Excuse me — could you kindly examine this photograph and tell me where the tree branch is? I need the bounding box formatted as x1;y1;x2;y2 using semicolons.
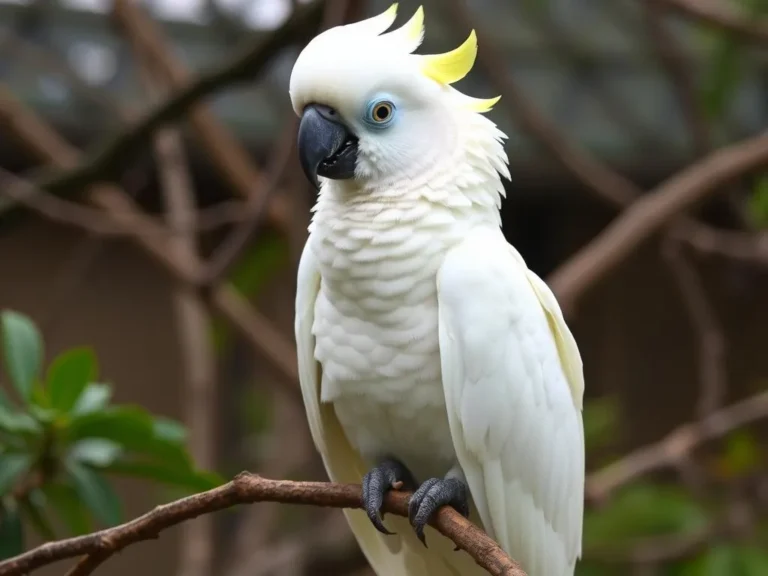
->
0;87;302;398
586;390;768;502
0;474;526;576
655;0;768;45
32;0;324;202
548;133;768;315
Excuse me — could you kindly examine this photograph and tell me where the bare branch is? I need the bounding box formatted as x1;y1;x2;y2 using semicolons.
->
655;0;768;45
587;390;768;502
0;475;526;576
662;240;727;419
109;0;307;229
30;0;324;206
548;133;768;315
0;88;302;399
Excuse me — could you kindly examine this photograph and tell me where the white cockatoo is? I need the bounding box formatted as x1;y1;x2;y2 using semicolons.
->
290;5;585;575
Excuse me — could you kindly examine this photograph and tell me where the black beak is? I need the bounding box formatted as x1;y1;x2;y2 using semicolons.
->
297;104;358;189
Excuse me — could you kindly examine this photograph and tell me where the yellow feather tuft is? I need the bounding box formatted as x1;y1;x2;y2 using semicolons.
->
464;94;501;113
381;5;425;52
420;29;478;85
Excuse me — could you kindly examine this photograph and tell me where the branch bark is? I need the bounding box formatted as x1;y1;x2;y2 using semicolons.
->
655;0;768;44
0;475;526;576
32;0;324;208
548;133;768;315
586;390;768;502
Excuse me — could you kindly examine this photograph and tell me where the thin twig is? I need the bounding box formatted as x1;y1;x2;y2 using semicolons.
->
655;0;768;44
662;240;727;419
643;0;711;156
0;88;302;399
586;390;768;502
202;118;297;285
0;474;526;576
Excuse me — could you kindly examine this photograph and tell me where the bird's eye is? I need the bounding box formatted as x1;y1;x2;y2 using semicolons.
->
372;102;393;122
366;99;395;126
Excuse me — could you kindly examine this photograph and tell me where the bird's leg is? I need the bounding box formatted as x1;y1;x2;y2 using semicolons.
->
408;465;470;547
362;456;418;535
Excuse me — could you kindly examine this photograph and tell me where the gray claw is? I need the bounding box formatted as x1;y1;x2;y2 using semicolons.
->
408;477;469;547
361;458;417;536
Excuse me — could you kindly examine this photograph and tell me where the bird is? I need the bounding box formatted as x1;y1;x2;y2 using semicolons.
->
289;4;585;575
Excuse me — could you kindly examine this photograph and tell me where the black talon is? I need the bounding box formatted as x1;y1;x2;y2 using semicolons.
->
361;457;417;535
408;477;469;547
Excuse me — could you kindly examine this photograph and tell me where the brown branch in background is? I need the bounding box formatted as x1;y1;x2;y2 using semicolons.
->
643;0;711;157
25;0;324;209
663;232;727;419
444;0;767;310
655;0;768;45
0;474;526;576
548;134;768;316
110;0;308;229
586;390;768;502
0;87;302;399
444;0;638;209
134;55;218;576
643;0;727;421
202;118;298;285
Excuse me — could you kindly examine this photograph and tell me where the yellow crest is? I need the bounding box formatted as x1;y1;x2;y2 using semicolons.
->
350;4;501;113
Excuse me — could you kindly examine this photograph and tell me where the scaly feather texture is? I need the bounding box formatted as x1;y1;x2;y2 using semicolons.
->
292;5;584;575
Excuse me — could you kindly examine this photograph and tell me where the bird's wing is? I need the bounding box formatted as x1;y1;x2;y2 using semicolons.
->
295;241;485;576
436;227;585;576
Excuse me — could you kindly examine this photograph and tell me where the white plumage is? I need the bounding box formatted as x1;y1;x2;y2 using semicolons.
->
292;5;585;575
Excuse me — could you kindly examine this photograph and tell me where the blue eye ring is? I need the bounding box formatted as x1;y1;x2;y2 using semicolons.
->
365;99;396;127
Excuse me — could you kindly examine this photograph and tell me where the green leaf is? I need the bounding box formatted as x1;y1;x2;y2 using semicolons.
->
0;405;42;435
66;407;192;469
18;489;56;541
584;484;709;548
683;544;768;575
42;482;92;536
1;310;43;401
47;348;97;414
747;175;768;229
212;233;289;352
0;453;33;495
66;460;122;527
583;396;621;452
103;460;224;492
152;417;186;444
69;439;123;467
71;383;112;416
0;500;23;560
717;430;763;478
0;386;12;409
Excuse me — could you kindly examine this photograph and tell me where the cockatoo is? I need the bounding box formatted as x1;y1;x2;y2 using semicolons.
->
290;5;585;575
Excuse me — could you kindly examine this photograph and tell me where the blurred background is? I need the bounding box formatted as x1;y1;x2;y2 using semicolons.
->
0;0;767;575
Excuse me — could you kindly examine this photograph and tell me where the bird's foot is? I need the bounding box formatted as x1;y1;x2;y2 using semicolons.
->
408;477;470;547
362;457;417;535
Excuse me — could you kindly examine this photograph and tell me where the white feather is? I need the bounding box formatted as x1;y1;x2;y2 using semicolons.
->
437;226;585;575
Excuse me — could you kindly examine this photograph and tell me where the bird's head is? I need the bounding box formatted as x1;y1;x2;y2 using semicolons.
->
289;4;505;190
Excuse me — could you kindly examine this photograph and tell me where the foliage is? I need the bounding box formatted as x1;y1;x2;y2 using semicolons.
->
0;309;223;560
577;397;768;575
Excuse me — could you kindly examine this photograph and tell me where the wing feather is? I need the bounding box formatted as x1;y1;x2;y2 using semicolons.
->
437;227;585;576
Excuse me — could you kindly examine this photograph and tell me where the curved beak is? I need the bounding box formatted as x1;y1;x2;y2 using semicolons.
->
297;104;358;189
